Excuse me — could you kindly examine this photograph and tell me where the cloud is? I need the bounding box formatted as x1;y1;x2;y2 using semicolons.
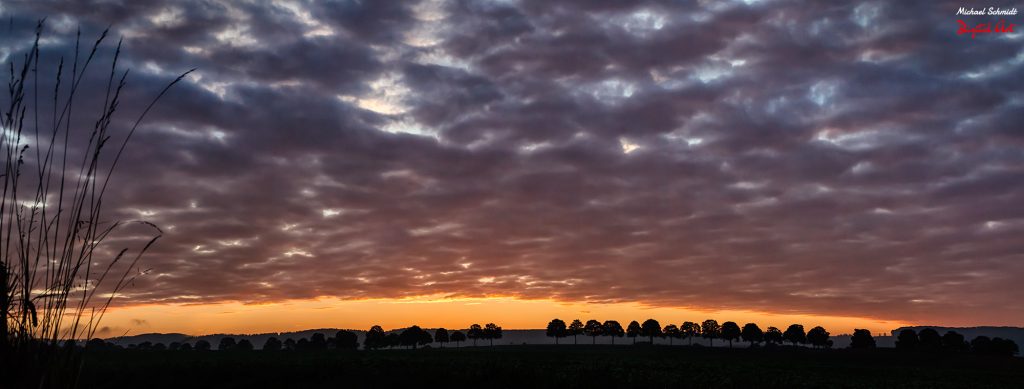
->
3;0;1023;325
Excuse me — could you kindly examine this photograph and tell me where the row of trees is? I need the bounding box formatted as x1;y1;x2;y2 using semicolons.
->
84;323;1018;357
892;328;1019;357
545;319;833;348
365;323;503;350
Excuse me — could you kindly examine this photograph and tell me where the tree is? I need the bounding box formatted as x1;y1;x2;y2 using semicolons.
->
153;343;167;351
335;330;358;350
296;338;311;350
721;322;741;348
168;342;182;351
236;339;254;351
400;326;432;349
450;331;466;348
626;321;642;344
807;326;830;348
179;343;193;351
602;320;624;344
385;333;400;349
283;338;296;351
783;324;806;346
547;319;567;344
941;331;967;352
764;327;783;346
895;329;918;350
701;320;720;347
218;337;237;351
849;329;875;349
681;322;701;346
365;325;387;350
972;336;1019;357
583;320;604;344
740;323;763;347
262;337;282;351
483;323;502;346
917;328;942;352
663;324;680;345
467;324;484;346
641;319;662;344
568;319;585;345
991;338;1019;357
310;333;328;350
435;328;450;348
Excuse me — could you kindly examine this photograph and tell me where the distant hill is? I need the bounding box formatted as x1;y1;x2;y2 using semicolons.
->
892;326;1024;347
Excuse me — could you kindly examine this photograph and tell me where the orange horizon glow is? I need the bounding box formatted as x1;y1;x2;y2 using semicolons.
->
93;295;913;337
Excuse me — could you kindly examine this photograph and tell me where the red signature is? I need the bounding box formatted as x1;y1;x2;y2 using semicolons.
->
957;19;1017;38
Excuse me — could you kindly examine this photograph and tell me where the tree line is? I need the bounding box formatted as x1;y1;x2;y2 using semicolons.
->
79;320;1019;358
545;318;832;348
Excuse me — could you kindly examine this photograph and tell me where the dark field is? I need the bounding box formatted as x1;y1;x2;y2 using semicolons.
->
79;345;1024;388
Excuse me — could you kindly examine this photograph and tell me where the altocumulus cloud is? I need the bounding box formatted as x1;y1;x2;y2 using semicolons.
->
2;0;1022;324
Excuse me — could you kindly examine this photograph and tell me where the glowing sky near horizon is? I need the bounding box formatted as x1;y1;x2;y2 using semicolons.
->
3;0;1023;336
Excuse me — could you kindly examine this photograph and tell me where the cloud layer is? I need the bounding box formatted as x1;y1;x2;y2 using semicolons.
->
3;0;1023;324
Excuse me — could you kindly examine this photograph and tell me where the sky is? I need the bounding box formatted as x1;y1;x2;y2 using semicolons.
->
2;0;1022;336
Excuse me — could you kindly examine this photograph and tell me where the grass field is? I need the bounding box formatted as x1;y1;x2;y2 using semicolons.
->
78;345;1024;388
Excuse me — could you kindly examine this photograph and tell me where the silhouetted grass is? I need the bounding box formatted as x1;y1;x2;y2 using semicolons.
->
1;20;189;388
77;345;1024;389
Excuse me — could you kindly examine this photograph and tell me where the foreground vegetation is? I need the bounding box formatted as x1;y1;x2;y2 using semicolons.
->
78;344;1024;389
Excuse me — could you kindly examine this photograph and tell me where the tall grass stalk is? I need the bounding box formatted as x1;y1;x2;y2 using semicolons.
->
0;20;190;387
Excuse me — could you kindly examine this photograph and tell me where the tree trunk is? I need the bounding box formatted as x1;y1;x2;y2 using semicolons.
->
555;337;559;345
574;335;577;345
592;336;596;345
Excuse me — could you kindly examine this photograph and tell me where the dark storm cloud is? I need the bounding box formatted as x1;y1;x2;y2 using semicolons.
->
3;0;1023;324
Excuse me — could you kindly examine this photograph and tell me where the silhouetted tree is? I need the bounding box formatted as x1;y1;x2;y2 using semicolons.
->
917;328;942;352
764;327;783;346
385;333;400;349
547;319;567;344
263;337;282;351
236;339;254;351
783;324;806;346
218;337;237;351
283;338;296;351
400;326;432;349
641;319;662;344
153;343;167;351
807;326;830;348
972;336;1020;357
701;320;720;347
721;322;741;348
484;323;502;346
741;323;763;346
467;324;484;346
297;338;311;350
365;325;387;350
568;319;584;345
663;324;680;345
849;329;875;349
941;331;967;352
310;333;328;350
85;338;108;350
179;343;193;351
626;321;642;344
435;328;450;348
602;320;624;344
168;341;182;351
583;320;603;344
138;342;153;350
991;338;1019;357
335;331;358;350
681;322;701;346
450;331;466;348
895;329;918;350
